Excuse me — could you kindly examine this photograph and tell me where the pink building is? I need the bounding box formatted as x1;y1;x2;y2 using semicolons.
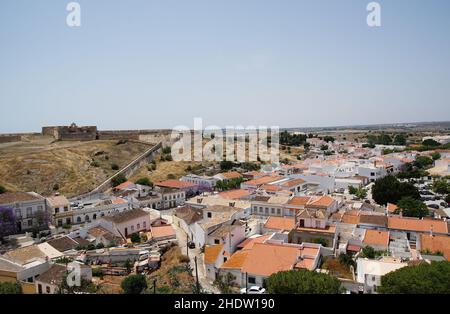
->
100;208;151;238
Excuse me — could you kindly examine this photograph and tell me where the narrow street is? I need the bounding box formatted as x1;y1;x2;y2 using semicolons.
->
169;214;220;294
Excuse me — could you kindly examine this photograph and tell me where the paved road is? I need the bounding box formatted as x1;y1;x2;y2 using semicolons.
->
170;217;220;294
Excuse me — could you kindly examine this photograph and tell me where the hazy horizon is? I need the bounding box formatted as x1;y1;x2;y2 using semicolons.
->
1;0;450;133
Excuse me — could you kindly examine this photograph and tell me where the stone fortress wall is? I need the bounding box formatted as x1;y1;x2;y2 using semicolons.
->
1;123;172;144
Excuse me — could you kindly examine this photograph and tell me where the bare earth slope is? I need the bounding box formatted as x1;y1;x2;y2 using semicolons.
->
0;136;151;197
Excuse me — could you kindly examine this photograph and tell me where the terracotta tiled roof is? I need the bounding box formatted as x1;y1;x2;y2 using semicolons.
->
306;195;335;208
0;192;43;204
281;178;306;187
264;216;295;232
102;208;148;224
363;230;390;247
155;180;197;189
114;181;134;191
150;225;175;239
288;196;312;206
204;244;224;264
387;203;398;213
218;189;251;200
220;250;248;269
388;217;448;234
237;234;272;250
420;234;450;260
241;243;300;276
36;264;67;285
244;176;283;187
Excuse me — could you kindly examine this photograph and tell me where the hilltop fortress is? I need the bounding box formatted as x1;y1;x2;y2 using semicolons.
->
0;123;172;144
42;123;172;142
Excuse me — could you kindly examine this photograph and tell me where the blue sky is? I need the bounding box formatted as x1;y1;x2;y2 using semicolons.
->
0;0;449;133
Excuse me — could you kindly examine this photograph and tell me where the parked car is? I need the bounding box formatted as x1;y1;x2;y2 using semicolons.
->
240;286;266;294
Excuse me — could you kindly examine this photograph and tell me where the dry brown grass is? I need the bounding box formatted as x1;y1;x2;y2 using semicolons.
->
0;137;151;197
148;245;195;293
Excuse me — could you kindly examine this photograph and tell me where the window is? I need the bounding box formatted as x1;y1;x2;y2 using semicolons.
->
55;208;59;214
77;217;81;223
66;218;71;225
64;206;68;212
137;224;140;229
37;205;43;210
248;276;256;284
26;207;32;217
27;277;33;283
28;219;33;227
93;214;97;220
271;208;275;214
265;208;269;214
207;212;212;218
277;208;281;215
143;221;146;228
214;239;220;244
131;225;134;231
46;286;50;293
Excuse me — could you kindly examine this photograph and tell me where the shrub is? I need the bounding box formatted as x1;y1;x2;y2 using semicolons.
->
111;173;127;187
265;269;342;294
90;160;100;167
111;163;119;170
167;174;176;180
121;274;148;294
130;233;141;243
0;185;5;194
0;282;22;294
135;177;153;187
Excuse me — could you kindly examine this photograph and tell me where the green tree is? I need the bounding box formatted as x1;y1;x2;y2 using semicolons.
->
372;176;420;205
130;232;141;243
220;160;234;171
111;163;119;170
134;177;153;187
121;274;148;294
213;273;237;294
414;156;433;169
432;179;449;195
422;139;441;147
396;196;429;218
111;173;127;187
323;136;335;143
0;282;22;294
162;146;171;154
431;152;441;160
348;185;357;195
265;269;342;294
379;261;450;294
361;246;376;259
320;144;329;151
393;134;407;146
445;194;450;204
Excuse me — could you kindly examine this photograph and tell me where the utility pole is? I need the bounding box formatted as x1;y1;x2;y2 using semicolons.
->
194;256;200;294
186;236;189;257
245;272;248;294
